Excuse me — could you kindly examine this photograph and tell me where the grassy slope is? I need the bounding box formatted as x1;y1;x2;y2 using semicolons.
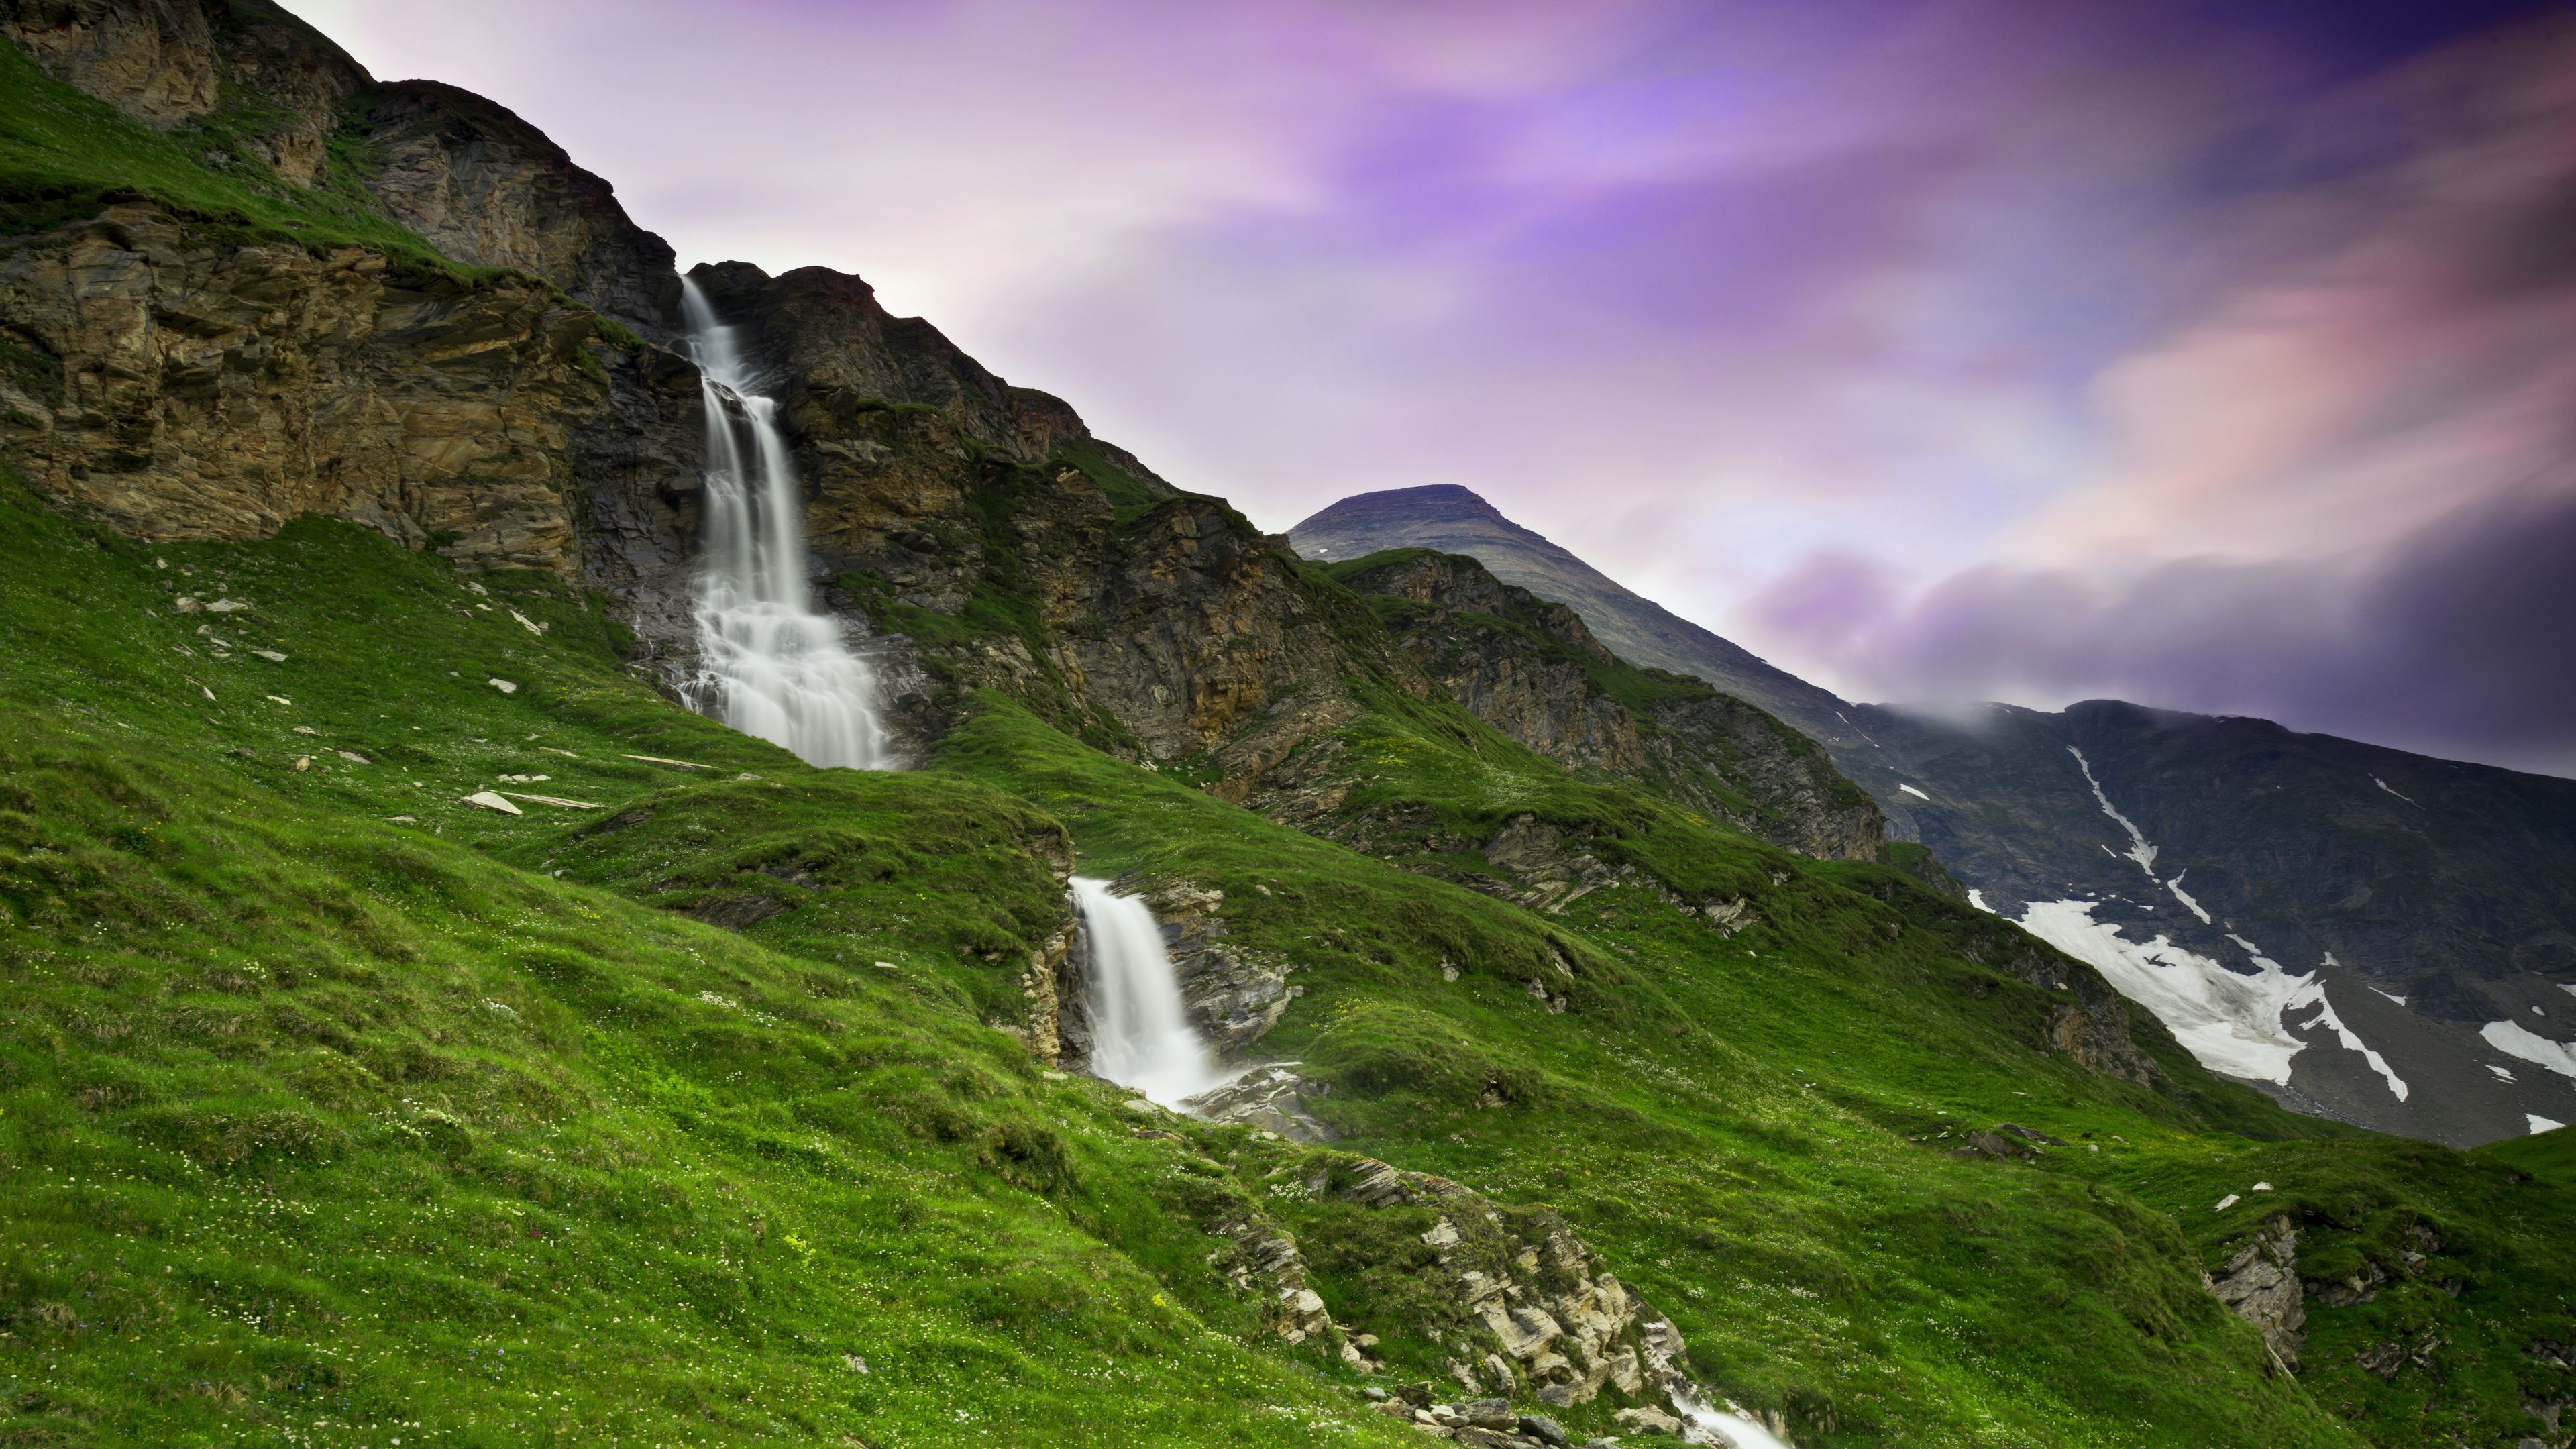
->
1;42;2568;1444
0;36;469;278
0;485;1438;1448
5;482;2568;1445
934;531;2575;1445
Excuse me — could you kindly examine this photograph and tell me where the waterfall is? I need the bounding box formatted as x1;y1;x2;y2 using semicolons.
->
678;276;892;769
1071;877;1228;1109
1676;1397;1796;1448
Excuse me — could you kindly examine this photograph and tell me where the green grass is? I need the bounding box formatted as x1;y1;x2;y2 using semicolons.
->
0;469;2568;1448
0;482;1428;1447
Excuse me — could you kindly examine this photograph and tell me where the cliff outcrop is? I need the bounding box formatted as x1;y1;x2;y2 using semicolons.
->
0;202;610;571
360;81;681;335
686;260;1420;768
3;0;680;333
1332;548;1885;862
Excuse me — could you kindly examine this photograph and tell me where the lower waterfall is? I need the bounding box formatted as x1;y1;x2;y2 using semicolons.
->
1071;877;1228;1109
677;276;892;769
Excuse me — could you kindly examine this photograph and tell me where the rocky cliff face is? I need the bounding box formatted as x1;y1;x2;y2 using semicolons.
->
5;0;369;188
360;81;682;335
0;202;610;572
2208;1216;2306;1375
684;260;1417;770
3;0;680;333
0;3;706;590
1;0;227;129
1332;548;1884;862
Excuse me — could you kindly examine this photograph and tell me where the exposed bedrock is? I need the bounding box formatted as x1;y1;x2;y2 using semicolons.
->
0;204;608;572
1333;548;1884;862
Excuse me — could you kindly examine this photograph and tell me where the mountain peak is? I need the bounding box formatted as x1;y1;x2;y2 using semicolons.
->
1292;484;1516;538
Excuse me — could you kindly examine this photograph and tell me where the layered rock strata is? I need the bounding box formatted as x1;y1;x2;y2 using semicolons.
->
2208;1216;2306;1375
0;203;607;570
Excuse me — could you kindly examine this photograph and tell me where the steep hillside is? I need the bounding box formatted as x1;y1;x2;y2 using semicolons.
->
5;6;2576;1448
7;465;2574;1448
0;0;680;334
1289;486;2576;1149
1291;485;1845;736
1322;547;1884;863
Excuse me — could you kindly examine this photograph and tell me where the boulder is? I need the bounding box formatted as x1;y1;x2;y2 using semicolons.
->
1613;1405;1683;1436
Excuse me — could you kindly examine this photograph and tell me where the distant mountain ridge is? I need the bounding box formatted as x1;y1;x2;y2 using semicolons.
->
1292;485;2576;1148
1291;486;1849;735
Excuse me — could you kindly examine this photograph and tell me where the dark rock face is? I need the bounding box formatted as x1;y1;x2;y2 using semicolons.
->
0;203;607;572
4;1;682;333
360;81;682;337
1;0;227;128
1142;879;1295;1053
682;260;1413;770
567;337;708;662
1331;548;1883;862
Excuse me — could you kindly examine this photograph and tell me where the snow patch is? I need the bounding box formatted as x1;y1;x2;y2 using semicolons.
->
2292;979;2410;1102
2019;900;2310;1083
2068;746;2157;877
1898;783;1931;801
2019;904;2403;1097
2481;1020;2576;1080
2214;1193;2241;1212
2368;987;2410;1006
2488;1065;2517;1083
2165;869;2212;924
2373;776;2418;805
2532;1115;2567;1135
1966;889;1996;915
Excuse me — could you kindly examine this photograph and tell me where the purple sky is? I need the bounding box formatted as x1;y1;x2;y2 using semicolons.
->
282;0;2576;775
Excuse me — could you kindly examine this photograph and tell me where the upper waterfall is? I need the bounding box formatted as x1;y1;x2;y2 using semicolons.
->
1071;877;1229;1109
678;276;892;770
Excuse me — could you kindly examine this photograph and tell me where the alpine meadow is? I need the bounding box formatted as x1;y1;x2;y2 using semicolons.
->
1;4;2573;1448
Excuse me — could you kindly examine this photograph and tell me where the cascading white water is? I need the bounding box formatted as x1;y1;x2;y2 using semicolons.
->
1071;877;1228;1109
1676;1397;1796;1449
678;276;891;769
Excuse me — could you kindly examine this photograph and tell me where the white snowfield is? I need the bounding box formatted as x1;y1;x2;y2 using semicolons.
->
2018;902;2408;1099
1966;888;1996;914
2481;1020;2576;1080
1995;741;2426;1110
1898;783;1931;801
2019;901;2309;1083
2532;1115;2566;1136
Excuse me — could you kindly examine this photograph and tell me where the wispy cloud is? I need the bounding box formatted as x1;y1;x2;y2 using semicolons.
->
283;0;2576;770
